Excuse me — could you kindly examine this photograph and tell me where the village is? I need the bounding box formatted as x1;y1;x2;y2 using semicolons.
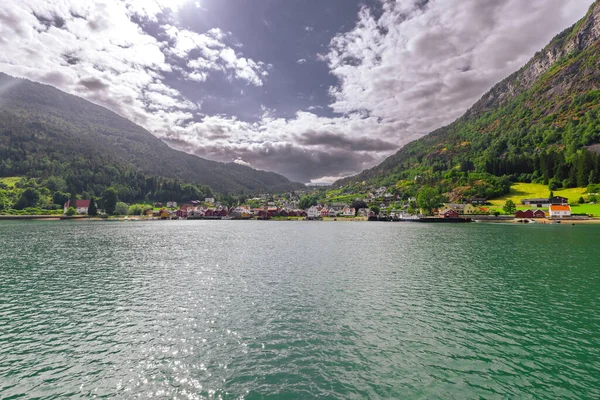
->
61;187;589;223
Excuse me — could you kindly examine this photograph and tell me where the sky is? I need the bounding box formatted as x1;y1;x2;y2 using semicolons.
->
0;0;594;183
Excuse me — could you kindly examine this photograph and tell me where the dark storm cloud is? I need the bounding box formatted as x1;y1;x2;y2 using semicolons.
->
62;53;79;65
184;142;380;183
298;131;396;152
33;12;65;29
79;77;110;91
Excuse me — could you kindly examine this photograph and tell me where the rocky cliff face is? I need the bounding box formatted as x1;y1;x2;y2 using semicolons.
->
464;1;600;119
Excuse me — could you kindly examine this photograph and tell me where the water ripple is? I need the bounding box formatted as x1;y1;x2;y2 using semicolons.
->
1;221;599;399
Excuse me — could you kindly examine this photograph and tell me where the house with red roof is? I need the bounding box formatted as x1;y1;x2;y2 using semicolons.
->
515;210;525;218
63;200;91;215
549;205;571;218
533;209;546;218
440;209;459;219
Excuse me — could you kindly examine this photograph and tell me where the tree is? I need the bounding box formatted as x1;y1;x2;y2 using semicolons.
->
14;188;40;210
66;206;77;216
370;205;380;215
115;202;129;215
417;187;442;215
503;199;516;214
128;204;143;215
45;176;67;192
578;196;585;204
69;192;77;207
590;170;599;185
102;188;118;215
88;197;98;216
52;192;69;207
351;199;367;213
299;195;317;210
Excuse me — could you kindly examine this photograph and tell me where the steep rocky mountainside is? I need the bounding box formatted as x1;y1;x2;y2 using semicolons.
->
465;2;600;119
0;73;303;194
337;1;600;193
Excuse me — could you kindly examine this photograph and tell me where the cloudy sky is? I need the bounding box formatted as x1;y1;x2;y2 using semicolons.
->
0;0;594;183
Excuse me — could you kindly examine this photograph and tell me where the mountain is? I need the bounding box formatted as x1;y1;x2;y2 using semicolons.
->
337;1;600;197
0;73;303;196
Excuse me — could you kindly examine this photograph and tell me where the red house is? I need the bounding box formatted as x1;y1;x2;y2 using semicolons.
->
515;210;525;218
64;200;91;214
523;210;534;219
440;209;459;219
533;209;546;218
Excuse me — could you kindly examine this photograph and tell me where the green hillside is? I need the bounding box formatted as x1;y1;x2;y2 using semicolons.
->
0;73;303;202
336;1;600;199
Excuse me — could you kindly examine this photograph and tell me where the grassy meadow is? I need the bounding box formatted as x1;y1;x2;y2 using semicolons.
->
0;177;23;188
488;183;587;207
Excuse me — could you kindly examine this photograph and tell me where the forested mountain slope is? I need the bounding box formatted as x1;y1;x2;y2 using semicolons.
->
0;73;302;196
337;1;600;196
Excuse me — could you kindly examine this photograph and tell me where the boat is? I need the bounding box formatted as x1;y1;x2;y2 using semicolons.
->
414;217;472;223
397;215;420;221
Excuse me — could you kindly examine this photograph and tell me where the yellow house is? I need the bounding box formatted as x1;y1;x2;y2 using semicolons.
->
463;204;476;215
160;210;172;219
440;203;476;215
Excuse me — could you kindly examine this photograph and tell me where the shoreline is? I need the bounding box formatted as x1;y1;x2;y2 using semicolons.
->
2;215;600;224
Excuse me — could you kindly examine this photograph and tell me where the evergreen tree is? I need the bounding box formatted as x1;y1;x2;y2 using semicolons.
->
88;197;98;216
69;192;77;207
590;170;599;185
102;188;118;215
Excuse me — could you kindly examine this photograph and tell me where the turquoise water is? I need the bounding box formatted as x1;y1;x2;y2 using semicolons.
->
1;220;599;399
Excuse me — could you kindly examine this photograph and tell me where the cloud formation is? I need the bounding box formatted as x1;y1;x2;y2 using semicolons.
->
0;0;594;183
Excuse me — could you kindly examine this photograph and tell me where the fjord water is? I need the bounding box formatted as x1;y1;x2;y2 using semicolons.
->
1;221;599;399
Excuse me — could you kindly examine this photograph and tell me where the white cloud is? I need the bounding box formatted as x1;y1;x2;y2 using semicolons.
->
324;0;594;136
309;176;344;185
297;58;307;64
123;0;191;22
164;24;267;86
233;158;251;167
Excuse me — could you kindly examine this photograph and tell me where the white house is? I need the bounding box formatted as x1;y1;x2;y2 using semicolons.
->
63;200;91;215
307;206;321;219
328;208;338;217
357;208;370;217
166;201;177;208
205;197;215;204
342;207;356;217
549;204;571;218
